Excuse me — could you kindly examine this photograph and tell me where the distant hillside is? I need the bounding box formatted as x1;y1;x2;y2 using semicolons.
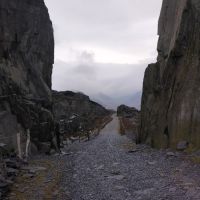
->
53;91;109;119
52;90;110;135
92;91;142;110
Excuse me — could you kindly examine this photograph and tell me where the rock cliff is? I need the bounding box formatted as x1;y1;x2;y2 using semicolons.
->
117;105;140;118
53;91;110;137
140;0;200;150
0;0;54;153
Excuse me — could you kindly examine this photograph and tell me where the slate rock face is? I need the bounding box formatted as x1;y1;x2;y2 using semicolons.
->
140;0;200;149
117;105;140;118
53;91;109;135
0;0;54;150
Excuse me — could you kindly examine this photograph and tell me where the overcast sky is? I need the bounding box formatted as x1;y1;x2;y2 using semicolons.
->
44;0;162;109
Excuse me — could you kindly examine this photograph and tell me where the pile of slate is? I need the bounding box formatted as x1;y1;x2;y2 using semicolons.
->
0;143;25;199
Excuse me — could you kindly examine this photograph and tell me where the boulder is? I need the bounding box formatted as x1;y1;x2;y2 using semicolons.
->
38;142;51;154
117;105;140;118
177;141;189;151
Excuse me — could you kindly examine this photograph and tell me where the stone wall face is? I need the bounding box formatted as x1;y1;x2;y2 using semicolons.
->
53;91;109;134
0;0;54;152
53;91;109;120
140;0;200;150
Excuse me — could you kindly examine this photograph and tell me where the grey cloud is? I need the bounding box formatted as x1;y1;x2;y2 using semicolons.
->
45;0;162;60
45;0;162;108
77;51;95;63
52;59;148;108
73;64;96;78
53;61;141;109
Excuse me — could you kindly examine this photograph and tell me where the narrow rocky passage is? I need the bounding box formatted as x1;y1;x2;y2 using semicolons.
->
7;115;200;200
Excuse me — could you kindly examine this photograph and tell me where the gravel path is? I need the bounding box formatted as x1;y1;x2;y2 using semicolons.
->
60;115;200;200
7;115;200;200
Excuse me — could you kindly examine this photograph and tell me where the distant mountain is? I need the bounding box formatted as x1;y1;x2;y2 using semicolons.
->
91;93;116;110
115;91;142;110
91;91;142;110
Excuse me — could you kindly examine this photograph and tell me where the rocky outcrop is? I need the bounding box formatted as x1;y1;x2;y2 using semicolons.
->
0;150;23;199
117;105;140;118
0;0;54;153
140;0;200;150
53;91;110;136
117;105;140;140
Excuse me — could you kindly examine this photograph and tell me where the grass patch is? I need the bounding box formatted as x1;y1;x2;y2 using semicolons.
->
118;117;126;135
8;159;62;200
121;142;136;150
190;156;200;164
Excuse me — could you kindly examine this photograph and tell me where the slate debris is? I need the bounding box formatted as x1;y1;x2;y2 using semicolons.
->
0;157;22;198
